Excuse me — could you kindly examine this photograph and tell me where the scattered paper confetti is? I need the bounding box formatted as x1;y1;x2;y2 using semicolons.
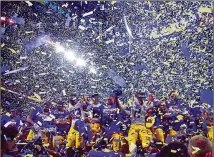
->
192;146;200;154
25;1;33;6
0;2;213;156
198;7;212;13
7;48;18;54
83;11;94;17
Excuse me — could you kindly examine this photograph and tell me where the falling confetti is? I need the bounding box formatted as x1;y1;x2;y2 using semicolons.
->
0;2;213;156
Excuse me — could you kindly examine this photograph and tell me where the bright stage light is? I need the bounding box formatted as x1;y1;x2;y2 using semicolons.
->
55;42;65;53
89;67;97;74
65;51;76;61
9;19;14;24
76;58;86;67
1;17;6;21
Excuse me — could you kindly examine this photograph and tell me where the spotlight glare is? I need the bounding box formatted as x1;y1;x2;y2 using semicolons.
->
55;42;65;53
1;17;6;21
65;51;76;61
9;19;14;24
76;58;86;67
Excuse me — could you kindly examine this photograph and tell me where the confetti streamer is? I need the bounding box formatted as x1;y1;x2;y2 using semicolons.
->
123;15;133;39
7;48;18;54
83;11;94;17
3;67;28;75
1;86;43;102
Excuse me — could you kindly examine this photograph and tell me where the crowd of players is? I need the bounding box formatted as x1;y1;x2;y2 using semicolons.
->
1;90;213;157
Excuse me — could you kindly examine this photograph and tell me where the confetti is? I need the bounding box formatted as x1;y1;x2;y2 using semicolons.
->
20;56;27;59
7;48;18;54
192;146;200;154
0;3;213;155
33;93;41;101
62;89;66;96
25;31;34;34
105;38;114;44
83;11;94;17
3;67;28;75
123;15;134;39
78;25;86;30
62;2;69;8
25;1;33;6
1;43;5;48
171;149;177;153
106;26;114;32
198;7;212;13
